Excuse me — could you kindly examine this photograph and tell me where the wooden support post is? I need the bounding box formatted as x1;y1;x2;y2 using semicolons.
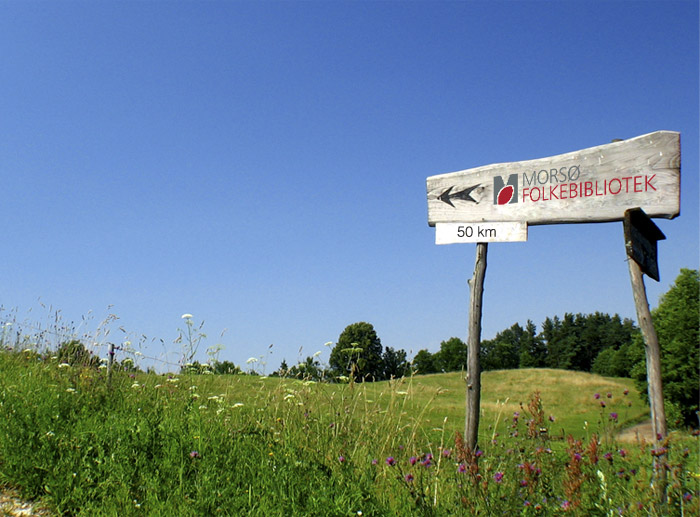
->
627;257;668;496
107;343;115;389
465;242;487;450
623;208;668;501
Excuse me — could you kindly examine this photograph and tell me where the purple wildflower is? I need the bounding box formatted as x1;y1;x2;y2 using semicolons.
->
189;450;200;459
409;456;417;466
604;452;613;462
618;449;627;457
493;472;504;483
386;456;396;466
594;393;601;399
458;463;467;473
609;412;618;421
405;473;414;483
338;456;345;463
606;392;612;398
371;458;378;465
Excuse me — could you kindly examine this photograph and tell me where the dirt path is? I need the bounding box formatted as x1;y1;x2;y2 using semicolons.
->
617;419;654;443
0;487;52;517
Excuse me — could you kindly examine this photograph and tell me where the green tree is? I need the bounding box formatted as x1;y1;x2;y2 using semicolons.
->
56;340;101;368
411;349;437;375
631;268;699;427
519;320;546;368
212;360;241;375
481;323;523;371
288;356;325;381
435;337;468;372
329;322;383;380
381;347;410;379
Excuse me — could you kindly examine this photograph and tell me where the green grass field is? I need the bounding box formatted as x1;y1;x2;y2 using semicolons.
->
0;350;697;516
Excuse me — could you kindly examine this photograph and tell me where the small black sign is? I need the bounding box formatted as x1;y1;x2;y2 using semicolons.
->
624;208;666;282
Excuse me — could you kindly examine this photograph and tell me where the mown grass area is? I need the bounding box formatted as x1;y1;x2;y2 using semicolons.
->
0;350;697;516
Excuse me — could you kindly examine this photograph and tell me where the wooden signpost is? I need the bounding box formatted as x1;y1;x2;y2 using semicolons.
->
623;208;668;497
426;131;680;457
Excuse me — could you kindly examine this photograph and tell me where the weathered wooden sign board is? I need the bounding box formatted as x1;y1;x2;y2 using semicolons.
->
427;130;680;227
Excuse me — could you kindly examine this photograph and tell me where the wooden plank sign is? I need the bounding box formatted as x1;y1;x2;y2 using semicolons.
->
624;207;666;281
427;131;680;227
435;221;527;244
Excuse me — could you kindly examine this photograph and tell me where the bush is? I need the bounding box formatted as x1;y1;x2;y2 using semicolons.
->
631;269;699;427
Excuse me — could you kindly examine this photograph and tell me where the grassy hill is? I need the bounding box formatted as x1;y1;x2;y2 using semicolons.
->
0;351;695;516
181;367;649;443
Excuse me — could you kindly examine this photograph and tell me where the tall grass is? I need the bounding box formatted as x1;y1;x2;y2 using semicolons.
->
0;349;697;516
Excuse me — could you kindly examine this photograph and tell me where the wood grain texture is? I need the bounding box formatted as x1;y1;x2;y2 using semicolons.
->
465;242;487;450
626;256;668;497
427;131;680;226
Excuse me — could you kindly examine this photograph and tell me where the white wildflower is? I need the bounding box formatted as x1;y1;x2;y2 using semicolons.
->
232;402;244;408
58;363;71;368
131;383;140;389
312;350;322;358
66;387;76;393
246;357;258;364
181;313;193;319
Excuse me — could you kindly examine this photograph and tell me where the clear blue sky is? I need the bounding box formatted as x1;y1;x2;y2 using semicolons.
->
1;1;697;373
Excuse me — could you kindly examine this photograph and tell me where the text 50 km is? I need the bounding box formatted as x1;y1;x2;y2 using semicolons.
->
435;222;528;244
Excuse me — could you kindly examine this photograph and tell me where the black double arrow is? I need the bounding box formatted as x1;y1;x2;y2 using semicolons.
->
437;184;481;207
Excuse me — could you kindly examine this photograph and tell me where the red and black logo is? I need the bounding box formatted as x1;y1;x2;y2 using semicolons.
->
494;174;518;205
